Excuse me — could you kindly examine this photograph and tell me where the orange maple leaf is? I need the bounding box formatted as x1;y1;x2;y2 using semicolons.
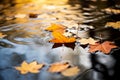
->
49;31;76;43
89;41;117;54
15;61;44;74
45;23;66;32
48;62;70;73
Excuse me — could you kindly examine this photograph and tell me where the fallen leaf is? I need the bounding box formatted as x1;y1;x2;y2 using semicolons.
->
48;62;70;73
45;23;66;32
105;21;120;29
78;37;98;45
28;61;44;73
61;66;80;76
15;61;29;74
0;32;6;38
50;31;76;43
89;41;117;54
15;61;44;74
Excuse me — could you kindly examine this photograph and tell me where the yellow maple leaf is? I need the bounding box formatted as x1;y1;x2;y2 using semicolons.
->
15;61;44;74
29;61;44;73
61;66;80;77
0;32;6;38
45;23;66;32
78;37;98;45
50;31;76;43
15;61;29;74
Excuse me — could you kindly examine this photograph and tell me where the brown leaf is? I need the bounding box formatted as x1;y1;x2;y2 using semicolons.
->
61;66;80;77
48;62;70;73
89;41;118;54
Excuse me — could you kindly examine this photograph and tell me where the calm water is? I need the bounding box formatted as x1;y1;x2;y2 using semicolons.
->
0;0;120;80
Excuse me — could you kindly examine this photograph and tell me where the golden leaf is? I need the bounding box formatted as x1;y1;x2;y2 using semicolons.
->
45;23;66;32
50;32;76;43
15;61;44;74
61;66;80;77
48;62;70;73
28;61;44;73
15;61;29;74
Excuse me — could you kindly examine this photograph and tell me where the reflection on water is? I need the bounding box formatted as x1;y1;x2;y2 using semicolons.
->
0;0;120;80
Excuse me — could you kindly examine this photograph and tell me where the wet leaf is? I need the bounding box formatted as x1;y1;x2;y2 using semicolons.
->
78;37;98;45
0;32;6;38
105;21;120;29
15;61;29;74
15;61;44;74
61;66;80;77
50;31;76;43
89;41;118;54
48;62;70;73
45;23;66;32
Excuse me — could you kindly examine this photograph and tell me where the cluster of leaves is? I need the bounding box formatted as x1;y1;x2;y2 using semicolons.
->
15;23;119;77
46;23;118;54
15;61;80;77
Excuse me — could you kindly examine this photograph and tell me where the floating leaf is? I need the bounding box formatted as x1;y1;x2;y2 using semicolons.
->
89;41;117;54
45;23;66;32
50;31;76;43
78;37;98;45
48;62;70;73
15;61;44;74
105;21;120;29
61;66;80;77
0;32;6;38
15;61;29;74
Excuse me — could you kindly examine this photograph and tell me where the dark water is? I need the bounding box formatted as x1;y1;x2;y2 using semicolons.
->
0;0;120;80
